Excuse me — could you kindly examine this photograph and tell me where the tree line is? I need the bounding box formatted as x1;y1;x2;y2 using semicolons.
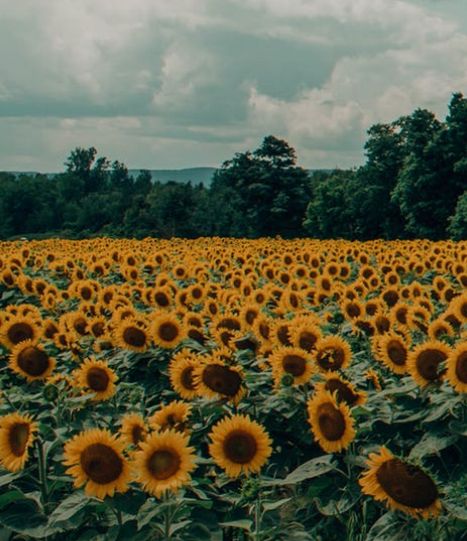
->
0;93;465;240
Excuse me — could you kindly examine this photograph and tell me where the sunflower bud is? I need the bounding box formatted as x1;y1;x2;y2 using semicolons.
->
281;373;294;387
43;384;59;402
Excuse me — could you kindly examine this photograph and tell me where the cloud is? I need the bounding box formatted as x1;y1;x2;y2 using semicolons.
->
0;0;466;170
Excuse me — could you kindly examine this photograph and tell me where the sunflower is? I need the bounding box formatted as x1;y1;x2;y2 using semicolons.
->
120;413;148;448
113;318;150;352
289;322;322;353
359;447;441;518
149;401;191;433
0;413;37;472
1;315;40;349
193;359;244;403
427;319;455;341
269;347;314;387
169;350;199;400
307;390;355;453
446;342;467;393
63;429;131;499
374;333;409;375
315;337;352;372
316;375;366;407
208;414;272;477
407;340;451;387
74;358;117;401
134;429;196;497
9;340;55;382
152;313;186;349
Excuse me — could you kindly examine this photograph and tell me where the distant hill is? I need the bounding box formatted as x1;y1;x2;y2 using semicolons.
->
129;167;217;187
3;167;332;187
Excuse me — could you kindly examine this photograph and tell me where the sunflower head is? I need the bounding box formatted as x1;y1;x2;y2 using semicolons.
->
152;314;186;349
74;358;117;401
9;340;55;382
120;413;148;448
114;318;149;352
134;429;196;497
359;447;441;518
149;401;192;433
270;347;314;388
446;342;467;393
208;414;272;477
63;428;131;500
169;350;199;400
407;340;451;387
315;337;352;372
194;359;245;403
0;412;37;472
307;389;355;453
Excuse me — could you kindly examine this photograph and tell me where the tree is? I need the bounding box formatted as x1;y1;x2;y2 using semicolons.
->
447;191;467;240
211;136;311;237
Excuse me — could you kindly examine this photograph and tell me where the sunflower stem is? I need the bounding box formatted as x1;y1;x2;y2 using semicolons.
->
163;490;172;541
36;438;49;505
253;490;262;541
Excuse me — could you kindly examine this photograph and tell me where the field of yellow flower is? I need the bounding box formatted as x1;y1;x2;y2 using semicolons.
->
0;238;465;541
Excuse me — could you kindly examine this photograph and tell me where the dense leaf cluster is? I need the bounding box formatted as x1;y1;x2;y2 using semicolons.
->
0;93;465;240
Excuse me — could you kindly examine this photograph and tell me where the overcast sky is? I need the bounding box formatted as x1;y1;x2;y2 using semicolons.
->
1;0;466;171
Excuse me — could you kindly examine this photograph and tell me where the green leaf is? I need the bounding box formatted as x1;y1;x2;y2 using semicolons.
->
219;519;252;531
0;490;25;511
365;512;407;541
315;486;360;516
48;491;90;526
169;519;191;536
0;500;49;537
408;433;457;460
262;497;291;512
263;455;336;486
136;499;160;530
0;472;20;488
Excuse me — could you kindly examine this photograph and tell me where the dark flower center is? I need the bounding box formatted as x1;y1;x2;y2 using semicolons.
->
7;322;34;345
325;379;359;406
147;449;181;480
18;346;50;376
223;430;257;464
123;326;146;347
202;364;242;397
387;340;407;366
376;459;438;509
317;403;346;441
9;423;30;456
416;349;447;381
87;367;110;392
80;443;123;484
317;347;345;371
455;351;467;384
282;354;307;377
158;322;179;342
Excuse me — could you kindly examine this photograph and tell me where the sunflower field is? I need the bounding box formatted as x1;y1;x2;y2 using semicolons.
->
0;238;465;541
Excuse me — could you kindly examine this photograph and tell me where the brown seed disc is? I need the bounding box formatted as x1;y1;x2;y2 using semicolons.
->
202;364;242;397
282;354;307;377
9;423;30;456
80;443;123;484
147;449;181;480
316;402;346;441
132;425;145;445
317;347;345;371
87;367;110;392
325;379;359;406
416;349;447;381
7;322;34;345
387;340;407;366
18;346;49;376
158;322;179;342
376;459;438;509
123;326;146;347
181;366;196;390
298;331;318;352
223;430;257;464
455;351;467;384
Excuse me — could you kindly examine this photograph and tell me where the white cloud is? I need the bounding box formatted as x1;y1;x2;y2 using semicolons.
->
0;0;466;169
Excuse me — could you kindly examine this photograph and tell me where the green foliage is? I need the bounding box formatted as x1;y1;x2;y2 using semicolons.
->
0;93;466;240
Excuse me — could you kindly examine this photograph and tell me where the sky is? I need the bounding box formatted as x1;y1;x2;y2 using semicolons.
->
1;0;466;171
